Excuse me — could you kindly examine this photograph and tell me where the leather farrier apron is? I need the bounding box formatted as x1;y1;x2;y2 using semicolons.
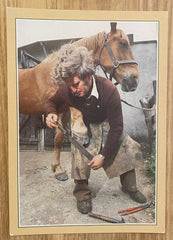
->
71;120;143;180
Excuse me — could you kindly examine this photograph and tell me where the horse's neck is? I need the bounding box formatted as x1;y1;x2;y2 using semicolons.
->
74;32;105;59
43;32;105;64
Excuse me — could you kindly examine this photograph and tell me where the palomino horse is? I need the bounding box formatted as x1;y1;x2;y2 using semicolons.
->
18;22;139;180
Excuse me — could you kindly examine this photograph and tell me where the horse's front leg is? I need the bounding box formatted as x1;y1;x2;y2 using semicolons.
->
52;112;70;181
70;107;89;145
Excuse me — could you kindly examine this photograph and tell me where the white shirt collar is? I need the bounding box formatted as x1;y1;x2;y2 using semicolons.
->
87;75;99;99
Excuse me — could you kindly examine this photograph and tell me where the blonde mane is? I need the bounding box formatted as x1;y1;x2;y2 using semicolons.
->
43;31;105;63
74;31;105;52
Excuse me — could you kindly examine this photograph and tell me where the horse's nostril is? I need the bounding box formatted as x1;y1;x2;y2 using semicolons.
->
132;77;138;88
122;76;138;92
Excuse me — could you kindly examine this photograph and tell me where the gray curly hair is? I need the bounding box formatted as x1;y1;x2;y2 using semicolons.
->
51;44;96;85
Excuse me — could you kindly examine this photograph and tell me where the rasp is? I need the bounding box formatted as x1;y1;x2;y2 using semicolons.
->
56;121;93;161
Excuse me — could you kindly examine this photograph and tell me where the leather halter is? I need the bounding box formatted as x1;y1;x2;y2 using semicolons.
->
98;33;138;82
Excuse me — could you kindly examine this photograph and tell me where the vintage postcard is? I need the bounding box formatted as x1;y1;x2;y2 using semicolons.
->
7;8;168;235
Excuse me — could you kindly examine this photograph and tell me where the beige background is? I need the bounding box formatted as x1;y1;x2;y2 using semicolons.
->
0;0;172;240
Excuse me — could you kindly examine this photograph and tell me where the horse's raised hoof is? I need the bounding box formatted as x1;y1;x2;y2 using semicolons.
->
55;173;68;181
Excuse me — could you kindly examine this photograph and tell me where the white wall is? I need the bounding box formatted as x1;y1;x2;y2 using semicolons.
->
16;20;158;47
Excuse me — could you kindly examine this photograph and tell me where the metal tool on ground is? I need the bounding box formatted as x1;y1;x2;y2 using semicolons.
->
56;121;93;179
118;202;155;216
88;212;125;223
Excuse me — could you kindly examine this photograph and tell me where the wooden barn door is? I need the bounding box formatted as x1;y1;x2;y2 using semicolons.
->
19;113;70;151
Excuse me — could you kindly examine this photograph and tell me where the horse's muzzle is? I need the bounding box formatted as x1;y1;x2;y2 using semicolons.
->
121;76;139;92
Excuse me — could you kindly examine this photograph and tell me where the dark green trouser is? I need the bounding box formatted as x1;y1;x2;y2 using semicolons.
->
73;180;91;201
120;169;137;192
73;169;137;201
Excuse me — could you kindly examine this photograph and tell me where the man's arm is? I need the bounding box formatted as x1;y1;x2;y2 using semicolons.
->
45;88;67;128
46;113;58;128
88;155;104;170
88;87;123;169
100;87;123;159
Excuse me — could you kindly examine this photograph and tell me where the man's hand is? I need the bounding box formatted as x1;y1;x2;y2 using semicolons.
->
46;113;58;128
88;155;104;170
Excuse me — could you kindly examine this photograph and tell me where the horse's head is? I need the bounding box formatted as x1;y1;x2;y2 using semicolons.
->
97;22;139;92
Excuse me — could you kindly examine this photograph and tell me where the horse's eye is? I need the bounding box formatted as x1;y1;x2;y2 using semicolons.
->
118;40;128;49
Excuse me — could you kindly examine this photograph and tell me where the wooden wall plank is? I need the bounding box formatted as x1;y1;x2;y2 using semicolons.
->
0;0;172;239
126;0;139;11
166;0;173;239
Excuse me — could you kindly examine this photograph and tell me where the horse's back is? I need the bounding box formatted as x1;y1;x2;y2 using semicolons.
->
18;68;45;114
18;60;59;115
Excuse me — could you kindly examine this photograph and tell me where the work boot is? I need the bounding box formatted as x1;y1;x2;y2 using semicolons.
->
120;169;147;203
122;188;147;203
73;179;92;214
77;198;92;214
128;190;146;203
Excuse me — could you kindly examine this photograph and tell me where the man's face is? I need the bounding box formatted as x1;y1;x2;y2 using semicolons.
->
66;75;92;97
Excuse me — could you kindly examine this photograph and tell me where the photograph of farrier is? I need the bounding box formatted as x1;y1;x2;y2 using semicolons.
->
45;43;146;213
18;20;157;226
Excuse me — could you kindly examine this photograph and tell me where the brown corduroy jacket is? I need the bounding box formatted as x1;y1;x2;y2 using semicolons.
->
46;75;123;159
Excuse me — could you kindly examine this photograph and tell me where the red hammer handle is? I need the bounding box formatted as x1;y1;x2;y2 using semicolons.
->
125;208;142;215
118;207;137;214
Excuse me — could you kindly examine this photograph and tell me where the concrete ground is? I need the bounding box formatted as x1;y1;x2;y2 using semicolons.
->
19;151;155;227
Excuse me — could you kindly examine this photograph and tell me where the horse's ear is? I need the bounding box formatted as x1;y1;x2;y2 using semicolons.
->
110;22;117;33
